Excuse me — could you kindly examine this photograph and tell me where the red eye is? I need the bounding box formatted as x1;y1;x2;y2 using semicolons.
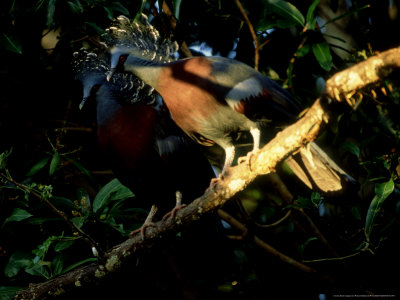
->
119;55;127;63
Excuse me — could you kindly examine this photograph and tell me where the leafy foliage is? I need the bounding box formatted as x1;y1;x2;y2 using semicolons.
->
1;0;400;298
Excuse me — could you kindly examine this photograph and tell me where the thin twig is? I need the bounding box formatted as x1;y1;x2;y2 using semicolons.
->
287;36;308;88
54;127;93;132
161;1;193;58
70;35;90;44
217;209;317;273
303;252;360;263
234;194;291;229
0;173;103;255
295;207;340;257
256;210;292;228
235;0;259;70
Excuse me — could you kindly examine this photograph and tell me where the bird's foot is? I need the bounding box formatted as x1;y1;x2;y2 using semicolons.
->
209;173;224;190
162;204;187;220
130;204;158;239
130;222;156;239
238;150;258;171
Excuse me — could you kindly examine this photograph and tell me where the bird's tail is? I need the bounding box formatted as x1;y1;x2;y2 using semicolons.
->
285;142;356;193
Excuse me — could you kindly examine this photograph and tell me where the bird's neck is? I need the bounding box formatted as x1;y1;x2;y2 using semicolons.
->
96;87;121;124
125;56;165;90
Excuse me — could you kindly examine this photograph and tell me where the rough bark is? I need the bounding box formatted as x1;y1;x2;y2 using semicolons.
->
325;46;400;105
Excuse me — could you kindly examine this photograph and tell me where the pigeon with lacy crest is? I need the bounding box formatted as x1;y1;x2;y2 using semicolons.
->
107;42;355;193
72;22;213;236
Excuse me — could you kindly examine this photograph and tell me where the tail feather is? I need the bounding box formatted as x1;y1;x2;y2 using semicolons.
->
285;142;355;193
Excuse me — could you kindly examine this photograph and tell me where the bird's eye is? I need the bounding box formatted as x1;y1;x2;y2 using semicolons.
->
119;55;127;63
92;84;100;93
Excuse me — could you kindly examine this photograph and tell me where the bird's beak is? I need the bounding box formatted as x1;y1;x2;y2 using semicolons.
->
107;68;116;82
79;97;88;110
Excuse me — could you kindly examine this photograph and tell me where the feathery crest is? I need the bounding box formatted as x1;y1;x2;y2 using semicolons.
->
72;48;108;80
102;14;178;63
73;15;178;105
72;47;156;105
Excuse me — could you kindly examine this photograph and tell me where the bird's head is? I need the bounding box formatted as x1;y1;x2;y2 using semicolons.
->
72;48;109;110
107;47;131;81
80;72;107;110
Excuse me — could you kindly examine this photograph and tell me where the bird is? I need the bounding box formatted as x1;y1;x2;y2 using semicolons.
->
107;47;353;193
72;18;235;289
72;27;214;236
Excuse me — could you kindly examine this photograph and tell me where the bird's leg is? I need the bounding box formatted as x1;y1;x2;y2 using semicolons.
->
222;145;236;175
238;127;260;171
162;191;187;220
210;145;235;187
130;204;158;238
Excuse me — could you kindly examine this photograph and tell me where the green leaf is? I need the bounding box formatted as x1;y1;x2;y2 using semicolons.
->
276;18;300;29
26;157;50;177
365;179;395;241
305;0;320;29
0;286;24;300
49;196;76;210
93;179;134;213
33;237;54;260
257;19;276;31
61;257;97;274
71;216;85;228
103;6;114;20
340;141;360;158
67;0;83;14
0;149;12;170
25;264;50;279
296;44;310;58
173;0;182;20
4;251;32;278
70;158;93;180
269;0;305;28
109;2;130;16
54;240;75;252
320;5;370;28
312;41;333;71
84;22;105;35
2;208;33;227
49;152;60;175
34;0;47;12
351;205;362;221
51;254;64;277
76;188;91;214
311;192;323;208
1;34;22;54
294;196;312;209
134;0;147;20
26;217;60;225
298;237;318;258
46;0;57;27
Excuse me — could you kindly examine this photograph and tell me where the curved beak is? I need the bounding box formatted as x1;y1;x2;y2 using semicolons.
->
107;68;116;82
79;97;88;110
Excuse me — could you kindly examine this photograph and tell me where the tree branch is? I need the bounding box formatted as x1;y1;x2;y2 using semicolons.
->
325;46;400;105
14;94;328;300
14;46;400;299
